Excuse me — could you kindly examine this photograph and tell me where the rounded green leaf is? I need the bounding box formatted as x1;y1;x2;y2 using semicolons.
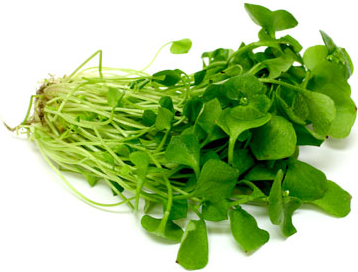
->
312;180;351;217
250;115;297;160
176;220;208;270
230;206;270;252
170;38;192;54
282;158;327;201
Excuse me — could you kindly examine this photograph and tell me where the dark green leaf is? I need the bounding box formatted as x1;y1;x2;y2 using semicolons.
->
250;115;297;160
183;98;203;123
142;110;157;127
194;70;207;85
293;124;324;146
152;70;181;86
159;96;174;113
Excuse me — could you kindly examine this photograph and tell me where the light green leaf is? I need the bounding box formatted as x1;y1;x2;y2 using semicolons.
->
302;90;336;138
165;134;200;177
217;108;271;164
194;159;239;201
202;199;230;222
176;220;208;270
281;197;302;237
318;84;356;138
268;170;284;225
311;180;351;217
303;45;328;71
141;215;183;242
282;158;327;201
230;206;270;252
155;107;174;131
170;38;192;54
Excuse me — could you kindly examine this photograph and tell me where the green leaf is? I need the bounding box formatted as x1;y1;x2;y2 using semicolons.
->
230;94;271;121
244;3;274;36
272;9;298;31
155;107;174;131
282;158;327;201
224;74;264;100
232;148;255;175
197;98;222;133
200;150;220;166
244;4;297;38
176;220;209;270
152;70;181;86
141;215;183;242
303;45;328;71
194;70;207;85
165;134;200;177
317;84;356;138
202;199;230;221
142;110;157;127
235;180;266;203
170;38;192;54
230;206;270;252
183;98;203;123
311;180;351;217
263;53;294;79
194;159;239;201
159;96;174;113
268;170;284;225
244;163;276;181
106;87;124;107
320;31;353;78
163;199;188;220
293;124;324;146
281;197;302;237
302;90;336;138
279;35;302;53
250;115;297;160
217;108;271;164
202;48;232;64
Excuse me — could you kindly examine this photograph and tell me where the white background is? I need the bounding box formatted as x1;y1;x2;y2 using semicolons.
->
0;0;357;271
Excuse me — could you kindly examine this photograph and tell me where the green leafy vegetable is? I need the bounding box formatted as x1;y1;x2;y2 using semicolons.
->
8;2;355;270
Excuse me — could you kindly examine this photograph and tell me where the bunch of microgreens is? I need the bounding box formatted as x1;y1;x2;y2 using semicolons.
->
10;3;355;270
